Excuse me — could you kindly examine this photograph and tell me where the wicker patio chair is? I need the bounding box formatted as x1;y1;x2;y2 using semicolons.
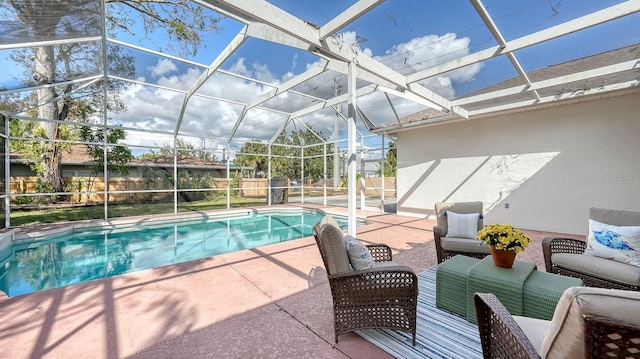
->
434;201;490;263
542;207;640;291
314;223;419;345
474;288;640;359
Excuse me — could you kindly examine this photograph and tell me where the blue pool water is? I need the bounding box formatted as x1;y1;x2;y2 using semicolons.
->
0;209;356;297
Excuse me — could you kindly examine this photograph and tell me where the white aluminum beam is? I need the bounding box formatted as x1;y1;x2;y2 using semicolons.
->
453;59;640;107
292;118;327;144
382;93;403;127
325;61;398;91
246;21;314;51
469;80;640;116
377;85;443;110
319;0;386;40
331;106;367;138
8;78;102;117
227;62;328;141
175;27;249;136
0;35;102;51
407;1;640;84
470;0;540;101
202;0;457;113
290;84;378;118
356;106;377;131
0;74;102;96
269;116;293;145
108;38;207;69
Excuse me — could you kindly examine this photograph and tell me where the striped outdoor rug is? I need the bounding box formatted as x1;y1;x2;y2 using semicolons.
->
357;266;483;359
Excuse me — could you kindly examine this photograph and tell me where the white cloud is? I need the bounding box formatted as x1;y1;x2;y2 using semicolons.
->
374;32;482;99
148;58;178;78
111;31;482;149
113;58;287;148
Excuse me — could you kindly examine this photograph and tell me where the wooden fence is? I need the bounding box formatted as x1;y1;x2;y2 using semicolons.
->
9;176;395;203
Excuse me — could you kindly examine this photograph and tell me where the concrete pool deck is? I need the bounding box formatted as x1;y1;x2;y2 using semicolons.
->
0;205;579;358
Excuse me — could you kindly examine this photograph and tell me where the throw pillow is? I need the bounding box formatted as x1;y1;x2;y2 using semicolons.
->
583;219;640;267
446;211;481;239
344;235;374;270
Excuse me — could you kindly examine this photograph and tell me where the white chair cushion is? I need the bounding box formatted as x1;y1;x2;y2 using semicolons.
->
541;286;640;359
513;315;551;355
552;253;640;287
441;237;490;254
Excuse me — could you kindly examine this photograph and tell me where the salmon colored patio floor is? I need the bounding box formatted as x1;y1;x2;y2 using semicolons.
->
0;205;578;359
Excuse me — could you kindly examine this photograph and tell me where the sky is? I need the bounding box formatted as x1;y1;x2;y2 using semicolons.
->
1;0;639;157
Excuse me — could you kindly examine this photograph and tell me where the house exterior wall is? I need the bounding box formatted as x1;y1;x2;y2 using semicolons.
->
396;92;640;235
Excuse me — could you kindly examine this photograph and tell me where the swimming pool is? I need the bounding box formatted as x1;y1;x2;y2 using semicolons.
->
0;208;359;297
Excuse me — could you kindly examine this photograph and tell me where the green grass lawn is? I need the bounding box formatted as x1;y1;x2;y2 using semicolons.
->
10;197;268;227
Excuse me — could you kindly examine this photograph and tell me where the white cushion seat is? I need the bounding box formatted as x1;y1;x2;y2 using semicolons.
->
441;236;490;254
476;286;640;358
552;253;640;287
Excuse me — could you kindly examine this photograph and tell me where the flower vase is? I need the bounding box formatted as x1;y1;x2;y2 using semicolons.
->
489;245;516;268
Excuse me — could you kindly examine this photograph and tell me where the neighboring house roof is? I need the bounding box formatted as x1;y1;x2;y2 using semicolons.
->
10;144;249;171
377;44;640;134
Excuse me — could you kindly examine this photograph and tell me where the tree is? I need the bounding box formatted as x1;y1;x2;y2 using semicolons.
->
378;141;397;177
79;125;133;203
3;0;222;197
139;138;218;162
235;141;269;178
236;126;334;181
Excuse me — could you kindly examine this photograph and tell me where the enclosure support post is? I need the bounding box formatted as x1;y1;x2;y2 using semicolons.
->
267;146;272;206
3;115;9;228
360;134;365;211
381;135;385;212
300;147;304;204
323;143;327;206
333;77;340;188
347;62;357;236
226;142;231;209
101;0;109;221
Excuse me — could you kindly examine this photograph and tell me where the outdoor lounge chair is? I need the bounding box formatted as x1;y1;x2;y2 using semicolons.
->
542;207;640;291
474;287;640;359
314;223;418;345
433;201;490;263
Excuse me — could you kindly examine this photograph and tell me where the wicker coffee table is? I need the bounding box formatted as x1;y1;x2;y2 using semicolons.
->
435;255;582;323
436;255;480;316
466;257;536;323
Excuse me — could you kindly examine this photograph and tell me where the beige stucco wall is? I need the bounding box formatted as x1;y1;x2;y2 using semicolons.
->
395;92;640;235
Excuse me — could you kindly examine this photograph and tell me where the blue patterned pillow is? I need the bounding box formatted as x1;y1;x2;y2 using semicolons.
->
584;219;640;267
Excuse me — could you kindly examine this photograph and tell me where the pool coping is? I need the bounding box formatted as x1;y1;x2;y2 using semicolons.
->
9;205;358;242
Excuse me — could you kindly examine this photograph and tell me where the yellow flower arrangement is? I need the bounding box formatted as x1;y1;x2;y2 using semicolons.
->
476;223;531;253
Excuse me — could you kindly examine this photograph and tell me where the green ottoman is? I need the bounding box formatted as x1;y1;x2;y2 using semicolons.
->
523;271;583;320
436;255;480;317
467;257;537;323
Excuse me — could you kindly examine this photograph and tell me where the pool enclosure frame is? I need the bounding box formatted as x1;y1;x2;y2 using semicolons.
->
1;1;638;236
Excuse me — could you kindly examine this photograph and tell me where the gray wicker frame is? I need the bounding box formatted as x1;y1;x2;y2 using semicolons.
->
474;292;640;359
314;234;418;345
542;236;639;291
